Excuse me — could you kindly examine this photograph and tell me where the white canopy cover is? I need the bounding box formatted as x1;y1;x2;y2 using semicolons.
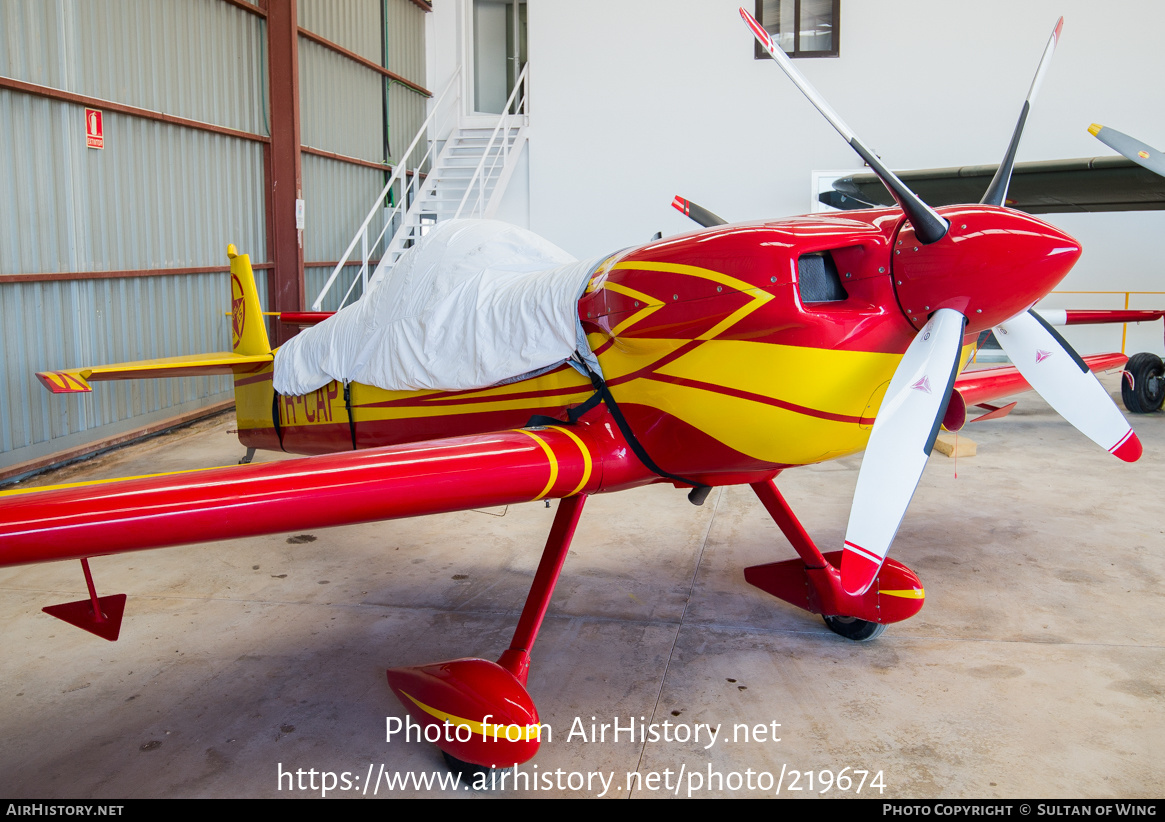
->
273;220;603;396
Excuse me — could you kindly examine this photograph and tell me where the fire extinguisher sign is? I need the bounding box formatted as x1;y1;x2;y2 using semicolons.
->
85;108;104;149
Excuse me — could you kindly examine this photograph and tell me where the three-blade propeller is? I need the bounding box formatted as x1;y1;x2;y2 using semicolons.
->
740;9;1141;596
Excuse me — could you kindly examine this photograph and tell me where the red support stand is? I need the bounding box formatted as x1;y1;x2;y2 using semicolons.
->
42;558;126;642
386;495;588;768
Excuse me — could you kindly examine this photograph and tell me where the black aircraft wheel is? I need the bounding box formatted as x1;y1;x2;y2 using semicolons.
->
823;615;887;641
1121;352;1165;413
441;751;497;788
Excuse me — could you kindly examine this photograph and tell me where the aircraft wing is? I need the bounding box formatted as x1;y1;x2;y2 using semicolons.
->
825;156;1165;214
0;425;614;568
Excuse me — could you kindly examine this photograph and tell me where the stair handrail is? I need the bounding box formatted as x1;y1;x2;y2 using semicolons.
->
483;80;530;218
312;68;461;311
453;62;529;220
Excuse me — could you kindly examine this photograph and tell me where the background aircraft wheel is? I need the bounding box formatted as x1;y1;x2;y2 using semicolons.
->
823;615;887;641
1121;352;1165;413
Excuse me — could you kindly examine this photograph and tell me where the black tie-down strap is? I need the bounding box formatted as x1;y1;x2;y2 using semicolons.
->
527;361;712;505
343;382;358;450
271;390;287;452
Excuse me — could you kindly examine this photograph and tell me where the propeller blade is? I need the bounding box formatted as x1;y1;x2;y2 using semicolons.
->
842;309;966;596
739;6;948;244
671;196;727;228
993;310;1142;461
1089;124;1165;179
981;17;1064;206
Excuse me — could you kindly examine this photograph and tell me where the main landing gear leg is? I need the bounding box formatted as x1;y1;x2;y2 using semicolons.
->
744;479;925;639
385;494;587;769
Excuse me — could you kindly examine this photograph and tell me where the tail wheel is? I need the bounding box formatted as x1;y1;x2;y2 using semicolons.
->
823;615;887;641
1121;352;1165;413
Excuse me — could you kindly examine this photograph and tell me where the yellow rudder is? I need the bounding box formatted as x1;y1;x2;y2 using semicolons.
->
228;243;271;356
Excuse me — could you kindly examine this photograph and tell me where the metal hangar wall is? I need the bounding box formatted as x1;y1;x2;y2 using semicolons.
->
0;0;430;482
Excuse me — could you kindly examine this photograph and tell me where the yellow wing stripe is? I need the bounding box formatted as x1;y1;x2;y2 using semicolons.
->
549;425;593;497
400;691;542;742
0;466;226;498
881;588;926;600
516;430;558;500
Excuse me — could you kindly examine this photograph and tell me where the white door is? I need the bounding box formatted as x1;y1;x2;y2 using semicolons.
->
471;0;526;115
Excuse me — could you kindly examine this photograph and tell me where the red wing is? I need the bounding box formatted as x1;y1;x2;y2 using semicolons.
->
0;427;605;568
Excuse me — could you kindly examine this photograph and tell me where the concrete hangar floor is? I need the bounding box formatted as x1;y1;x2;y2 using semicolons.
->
0;371;1160;799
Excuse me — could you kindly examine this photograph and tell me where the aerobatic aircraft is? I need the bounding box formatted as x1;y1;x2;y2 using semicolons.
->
0;10;1145;769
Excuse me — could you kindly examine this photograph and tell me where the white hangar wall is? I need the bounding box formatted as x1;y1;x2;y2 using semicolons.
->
430;0;1165;357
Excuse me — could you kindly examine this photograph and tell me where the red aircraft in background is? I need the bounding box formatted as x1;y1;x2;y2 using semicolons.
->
0;10;1143;769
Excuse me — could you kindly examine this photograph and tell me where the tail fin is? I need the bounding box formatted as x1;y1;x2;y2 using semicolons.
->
36;244;273;394
228;244;271;356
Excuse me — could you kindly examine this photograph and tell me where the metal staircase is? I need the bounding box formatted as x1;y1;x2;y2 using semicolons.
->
312;64;530;311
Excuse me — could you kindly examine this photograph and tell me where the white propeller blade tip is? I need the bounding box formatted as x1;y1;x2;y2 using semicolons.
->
841;541;882;596
1110;429;1143;463
739;7;773;51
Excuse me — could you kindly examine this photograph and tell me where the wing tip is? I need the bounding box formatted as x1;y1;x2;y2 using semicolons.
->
36;371;92;394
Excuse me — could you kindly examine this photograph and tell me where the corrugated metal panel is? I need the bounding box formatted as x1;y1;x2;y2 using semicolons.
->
0;0;268;470
302;153;386;262
0;272;237;467
0;0;268;135
388;82;428;167
0;92;267;275
305;264;366;312
385;0;426;86
299;38;383;161
297;0;380;63
0;0;426;471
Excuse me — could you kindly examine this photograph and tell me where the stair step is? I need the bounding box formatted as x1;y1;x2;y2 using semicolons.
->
320;126;526;300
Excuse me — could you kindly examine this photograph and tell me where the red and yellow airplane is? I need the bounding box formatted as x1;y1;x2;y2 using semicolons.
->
0;10;1144;769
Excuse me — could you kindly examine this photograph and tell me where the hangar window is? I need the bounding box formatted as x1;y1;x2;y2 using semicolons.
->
797;252;848;303
753;0;840;59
